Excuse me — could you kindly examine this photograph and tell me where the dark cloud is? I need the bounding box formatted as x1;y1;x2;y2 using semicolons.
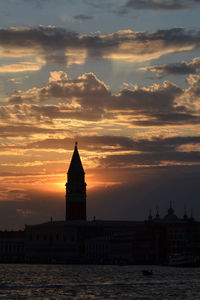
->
28;104;104;122
114;81;183;113
83;0;117;10
15;135;200;169
133;112;200;126
146;57;200;77
185;74;200;102
90;135;200;167
22;135;142;151
23;0;52;8
1;26;200;66
73;14;93;21
23;135;200;152
5;72;110;121
1;133;199;172
99;151;200;167
84;0;200;13
0;26;78;66
0;125;64;137
8;72;110;104
122;0;199;11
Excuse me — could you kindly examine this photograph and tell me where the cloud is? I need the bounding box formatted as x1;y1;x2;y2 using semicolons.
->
144;57;200;77
7;71;109;104
0;26;78;67
114;80;183;112
1;134;199;181
0;62;43;73
16;208;35;217
73;14;93;21
1;26;200;67
133;112;200;126
98;151;200;168
5;72;110;122
2;134;198;170
85;0;200;13
1;70;199;126
121;0;200;12
0;124;64;137
83;0;118;10
22;134;200;152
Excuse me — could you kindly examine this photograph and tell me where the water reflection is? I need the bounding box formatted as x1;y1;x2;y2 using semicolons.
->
0;265;199;299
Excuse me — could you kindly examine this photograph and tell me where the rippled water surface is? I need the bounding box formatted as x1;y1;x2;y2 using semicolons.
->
0;264;199;299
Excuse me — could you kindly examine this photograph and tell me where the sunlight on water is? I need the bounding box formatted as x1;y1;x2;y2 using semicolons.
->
0;264;199;299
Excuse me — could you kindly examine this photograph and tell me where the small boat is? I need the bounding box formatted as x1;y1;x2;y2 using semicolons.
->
142;270;153;276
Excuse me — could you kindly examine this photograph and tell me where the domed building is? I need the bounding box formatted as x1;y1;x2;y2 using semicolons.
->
163;201;179;223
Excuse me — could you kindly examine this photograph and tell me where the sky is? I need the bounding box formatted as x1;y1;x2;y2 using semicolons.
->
0;0;200;229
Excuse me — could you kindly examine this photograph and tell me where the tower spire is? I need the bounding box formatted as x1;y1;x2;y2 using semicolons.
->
168;200;174;215
68;142;84;175
155;205;160;219
183;205;188;220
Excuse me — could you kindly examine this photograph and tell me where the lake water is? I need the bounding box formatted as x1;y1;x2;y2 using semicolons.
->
0;264;199;299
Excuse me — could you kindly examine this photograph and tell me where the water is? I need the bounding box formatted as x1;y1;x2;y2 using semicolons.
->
0;264;199;299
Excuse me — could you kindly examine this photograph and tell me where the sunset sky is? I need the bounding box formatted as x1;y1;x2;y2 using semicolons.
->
0;0;200;229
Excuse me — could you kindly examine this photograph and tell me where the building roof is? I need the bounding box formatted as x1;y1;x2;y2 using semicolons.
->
25;219;143;229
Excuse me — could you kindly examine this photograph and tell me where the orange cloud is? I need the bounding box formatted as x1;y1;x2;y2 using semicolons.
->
0;62;42;73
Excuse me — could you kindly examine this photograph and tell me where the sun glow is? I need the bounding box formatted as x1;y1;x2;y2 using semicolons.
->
54;182;66;192
48;175;122;194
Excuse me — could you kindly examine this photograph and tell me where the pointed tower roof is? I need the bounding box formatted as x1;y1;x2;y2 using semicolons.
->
68;142;84;175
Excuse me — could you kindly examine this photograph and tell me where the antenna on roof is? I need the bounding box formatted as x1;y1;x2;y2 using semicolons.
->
156;205;160;218
183;205;188;219
148;208;153;221
190;208;194;220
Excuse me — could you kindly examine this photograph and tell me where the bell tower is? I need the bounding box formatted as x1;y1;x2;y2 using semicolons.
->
65;142;86;221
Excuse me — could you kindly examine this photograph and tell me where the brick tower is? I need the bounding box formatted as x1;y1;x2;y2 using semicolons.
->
65;142;86;221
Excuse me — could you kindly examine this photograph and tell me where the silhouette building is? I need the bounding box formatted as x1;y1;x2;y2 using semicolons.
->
65;142;87;221
0;143;200;265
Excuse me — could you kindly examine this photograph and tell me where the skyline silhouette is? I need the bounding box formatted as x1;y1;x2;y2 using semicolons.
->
0;144;199;267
